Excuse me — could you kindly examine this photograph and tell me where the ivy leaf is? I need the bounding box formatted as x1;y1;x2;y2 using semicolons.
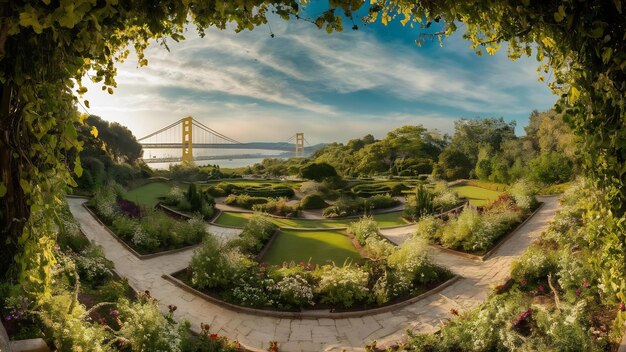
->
74;157;83;177
90;126;99;138
0;182;6;197
602;48;612;64
568;86;581;104
554;5;566;22
19;179;31;194
19;7;44;34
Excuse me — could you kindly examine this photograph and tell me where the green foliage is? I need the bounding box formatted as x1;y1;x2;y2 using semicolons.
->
191;236;240;289
224;194;268;209
299;162;338;181
323;194;400;218
348;216;380;246
230;214;277;255
509;179;539;212
252;197;299;217
74;245;114;287
117;297;183;351
316;265;370;308
300;194;329;209
510;246;559;288
404;185;434;221
528;152;574;184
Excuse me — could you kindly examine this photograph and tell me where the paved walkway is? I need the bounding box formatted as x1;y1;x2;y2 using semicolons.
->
68;196;559;352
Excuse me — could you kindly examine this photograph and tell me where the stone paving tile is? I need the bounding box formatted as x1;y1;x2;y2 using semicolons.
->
68;196;559;352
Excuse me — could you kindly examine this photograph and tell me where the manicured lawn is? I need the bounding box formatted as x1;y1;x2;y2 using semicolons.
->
262;230;362;266
124;182;172;208
451;185;502;206
214;211;408;229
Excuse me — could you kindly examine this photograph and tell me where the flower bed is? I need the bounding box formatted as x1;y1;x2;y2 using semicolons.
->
322;194;401;218
416;180;540;255
159;183;215;219
88;185;207;255
179;216;452;312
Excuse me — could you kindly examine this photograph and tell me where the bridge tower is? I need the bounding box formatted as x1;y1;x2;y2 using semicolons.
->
181;116;194;164
295;133;305;158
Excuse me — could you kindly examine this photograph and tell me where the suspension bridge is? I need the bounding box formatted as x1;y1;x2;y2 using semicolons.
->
138;117;308;164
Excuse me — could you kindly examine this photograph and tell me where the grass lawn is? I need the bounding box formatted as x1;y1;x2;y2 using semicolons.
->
262;230;362;266
214;211;408;229
124;182;172;208
451;185;502;206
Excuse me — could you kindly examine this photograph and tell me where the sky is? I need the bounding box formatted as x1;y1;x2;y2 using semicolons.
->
80;5;557;145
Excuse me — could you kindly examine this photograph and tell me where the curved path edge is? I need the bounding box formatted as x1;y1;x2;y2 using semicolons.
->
68;196;560;352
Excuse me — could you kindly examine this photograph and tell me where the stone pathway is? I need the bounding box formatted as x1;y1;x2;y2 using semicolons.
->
68;196;559;352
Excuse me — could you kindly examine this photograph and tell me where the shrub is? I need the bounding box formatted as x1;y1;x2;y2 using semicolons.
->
363;194;400;210
510;246;559;288
300;194;329;209
275;275;314;309
509;179;538;212
231;214;277;255
91;185;118;222
322;196;362;218
432;187;460;212
413;216;443;242
253;197;299;217
58;214;90;253
403;185;435;221
98;279;132;302
557;250;599;302
117;297;183;351
440;206;482;249
316;265;369;308
116;199;141;218
387;236;433;284
364;237;396;261
74;245;113;286
348;216;380;245
224;194;268;209
191;236;240;289
162;186;185;206
111;216;138;240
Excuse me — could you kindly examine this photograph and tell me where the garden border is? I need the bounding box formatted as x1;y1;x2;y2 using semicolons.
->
157;203;221;223
428;201;546;262
81;203;200;260
161;272;460;319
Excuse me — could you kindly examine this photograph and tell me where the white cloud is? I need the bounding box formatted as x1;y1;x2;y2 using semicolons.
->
80;16;556;144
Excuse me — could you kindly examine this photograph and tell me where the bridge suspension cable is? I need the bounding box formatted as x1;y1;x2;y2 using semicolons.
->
137;119;183;142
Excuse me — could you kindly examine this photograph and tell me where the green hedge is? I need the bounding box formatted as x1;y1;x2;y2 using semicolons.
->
300;194;329;209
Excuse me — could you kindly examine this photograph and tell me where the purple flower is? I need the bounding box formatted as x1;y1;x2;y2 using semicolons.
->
575;288;581;297
110;309;119;316
4;316;11;321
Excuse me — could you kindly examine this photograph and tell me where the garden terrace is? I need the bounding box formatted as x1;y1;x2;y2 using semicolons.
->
213;210;409;229
261;229;364;266
450;184;503;206
88;186;208;255
124;181;174;208
67;193;560;350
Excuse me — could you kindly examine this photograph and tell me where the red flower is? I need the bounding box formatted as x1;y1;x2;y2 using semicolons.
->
537;285;545;293
209;333;218;340
620;302;625;312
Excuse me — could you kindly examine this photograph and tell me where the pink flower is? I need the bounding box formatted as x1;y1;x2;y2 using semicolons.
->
620;302;625;312
537;285;545;293
575;288;581;297
110;309;119;316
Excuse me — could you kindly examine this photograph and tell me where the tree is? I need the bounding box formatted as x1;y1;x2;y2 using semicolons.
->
299;162;338;181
